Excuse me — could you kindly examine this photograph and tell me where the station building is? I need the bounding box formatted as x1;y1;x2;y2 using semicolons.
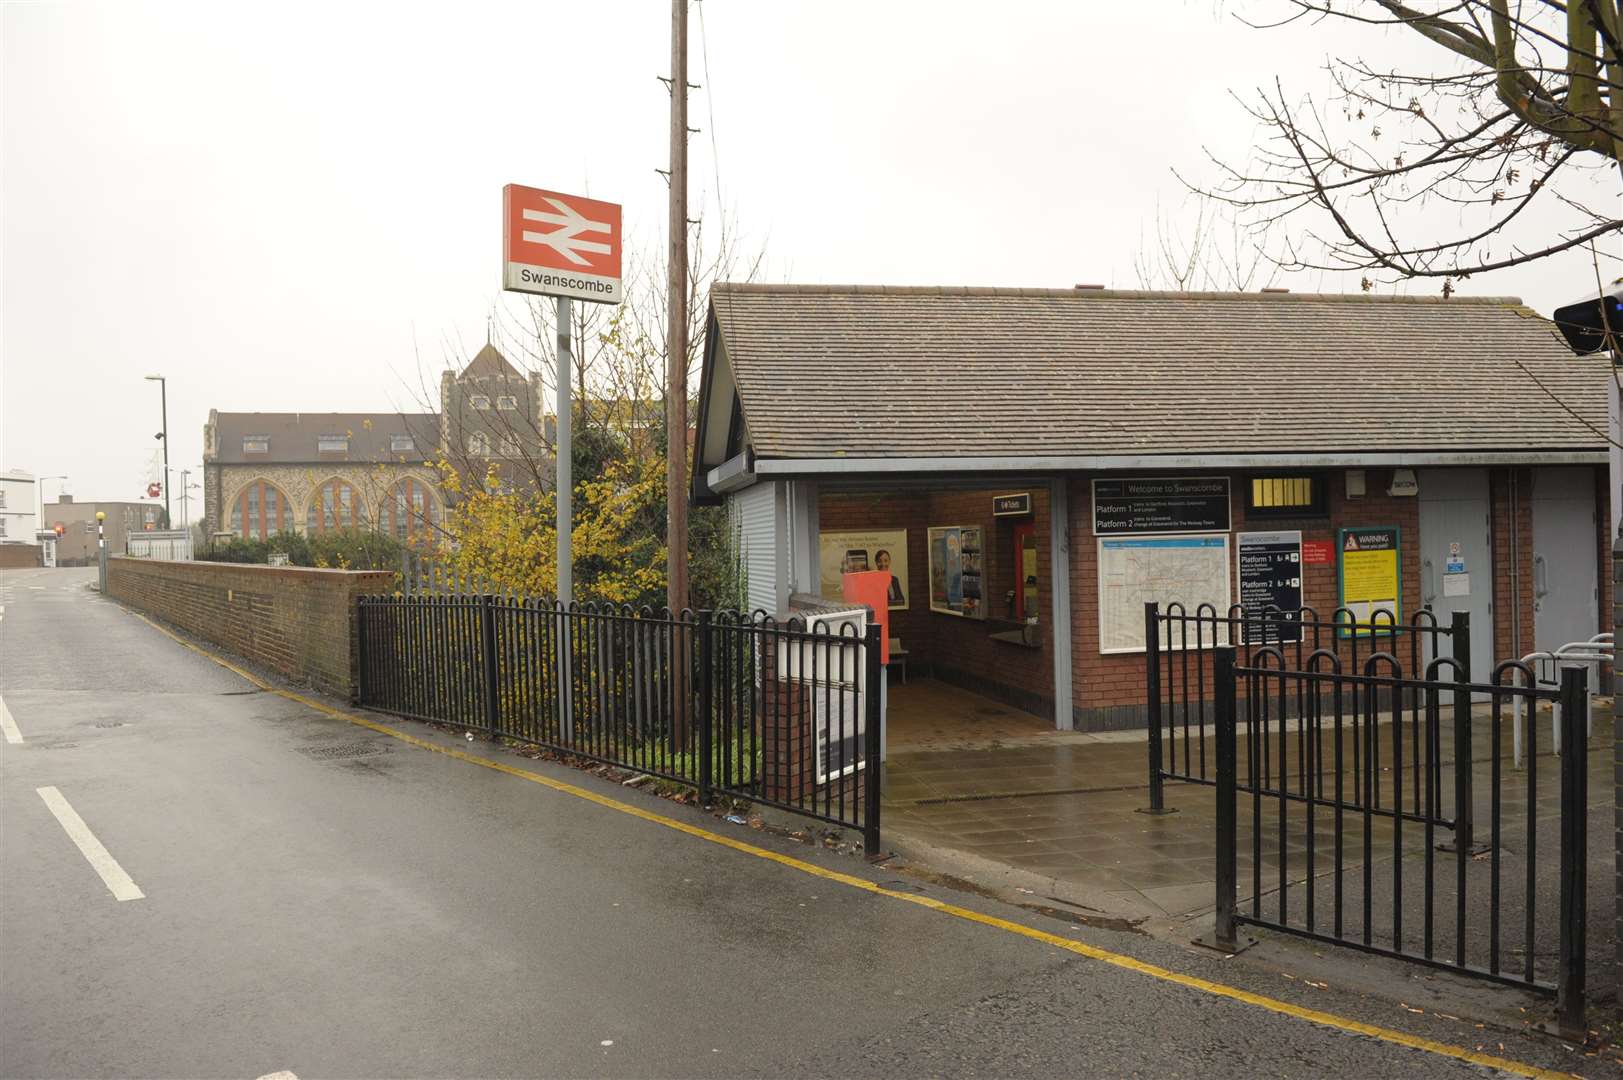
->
693;284;1614;734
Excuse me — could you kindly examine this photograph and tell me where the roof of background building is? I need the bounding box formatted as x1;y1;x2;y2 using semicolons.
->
459;342;527;381
210;412;442;465
705;284;1611;462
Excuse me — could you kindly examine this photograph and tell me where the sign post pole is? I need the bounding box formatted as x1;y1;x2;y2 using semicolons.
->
556;296;572;608
555;296;574;741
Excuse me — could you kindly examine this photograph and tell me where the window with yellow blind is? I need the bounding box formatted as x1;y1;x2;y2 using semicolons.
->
229;480;292;539
1246;474;1327;518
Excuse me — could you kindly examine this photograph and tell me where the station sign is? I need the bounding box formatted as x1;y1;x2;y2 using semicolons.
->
1092;477;1231;535
992;492;1032;517
502;184;623;304
1237;531;1303;643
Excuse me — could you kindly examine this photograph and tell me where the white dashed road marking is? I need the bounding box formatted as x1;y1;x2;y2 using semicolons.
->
0;695;21;745
36;787;145;901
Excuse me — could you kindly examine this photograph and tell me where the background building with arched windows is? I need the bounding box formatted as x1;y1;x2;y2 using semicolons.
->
202;345;551;543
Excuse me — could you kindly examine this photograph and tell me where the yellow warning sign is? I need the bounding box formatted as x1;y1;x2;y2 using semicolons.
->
1338;526;1401;636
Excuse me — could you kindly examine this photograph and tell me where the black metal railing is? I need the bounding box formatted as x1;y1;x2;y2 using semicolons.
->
356;595;883;853
1208;644;1587;1027
1145;602;1457;811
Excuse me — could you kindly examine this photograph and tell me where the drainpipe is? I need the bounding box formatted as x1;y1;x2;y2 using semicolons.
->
1509;468;1522;660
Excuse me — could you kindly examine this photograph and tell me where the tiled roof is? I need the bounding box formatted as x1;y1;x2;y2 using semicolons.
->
461;343;524;381
211;412;441;465
708;285;1610;460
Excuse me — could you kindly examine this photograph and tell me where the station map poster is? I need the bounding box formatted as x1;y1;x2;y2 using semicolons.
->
819;529;908;610
1098;534;1231;653
1338;526;1401;637
1093;477;1231;535
1237;530;1303;644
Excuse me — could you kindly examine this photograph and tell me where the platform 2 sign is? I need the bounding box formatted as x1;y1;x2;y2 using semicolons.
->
1237;530;1302;643
1338;526;1401;637
1092;477;1230;535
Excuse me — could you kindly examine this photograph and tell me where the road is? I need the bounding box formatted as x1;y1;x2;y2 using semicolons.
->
0;565;1606;1078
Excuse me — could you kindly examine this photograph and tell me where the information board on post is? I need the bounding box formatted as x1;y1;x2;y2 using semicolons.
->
1338;526;1401;636
1236;530;1303;644
1092;477;1231;535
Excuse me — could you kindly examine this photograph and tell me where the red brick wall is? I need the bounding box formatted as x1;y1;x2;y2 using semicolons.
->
1067;470;1425;725
819;487;1054;718
0;544;41;568
107;556;394;699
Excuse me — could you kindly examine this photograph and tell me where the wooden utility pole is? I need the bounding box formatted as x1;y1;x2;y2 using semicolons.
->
666;0;690;616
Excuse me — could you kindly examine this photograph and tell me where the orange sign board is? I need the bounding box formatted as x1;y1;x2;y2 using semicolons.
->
841;571;891;665
502;184;623;304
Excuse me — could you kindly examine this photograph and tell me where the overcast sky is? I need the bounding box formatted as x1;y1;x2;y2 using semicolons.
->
4;1;1617;510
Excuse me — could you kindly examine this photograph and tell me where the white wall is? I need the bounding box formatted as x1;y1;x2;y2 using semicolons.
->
0;473;38;543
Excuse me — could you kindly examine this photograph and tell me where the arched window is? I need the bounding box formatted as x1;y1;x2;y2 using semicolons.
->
229;480;292;539
378;477;441;544
305;478;365;534
467;431;490;456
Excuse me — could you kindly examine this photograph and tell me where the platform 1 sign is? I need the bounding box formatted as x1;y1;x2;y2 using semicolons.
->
502;184;623;304
1237;530;1302;643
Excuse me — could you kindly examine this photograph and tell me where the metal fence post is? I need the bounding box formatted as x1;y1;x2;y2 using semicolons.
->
863;621;884;858
1145;602;1165;812
1214;644;1239;951
1450;610;1475;851
481;593;500;739
1555;664;1589;1037
697;611;713;806
355;597;370;706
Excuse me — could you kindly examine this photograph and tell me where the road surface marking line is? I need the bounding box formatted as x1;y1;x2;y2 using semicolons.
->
36;787;145;901
128;610;1563;1080
0;695;22;744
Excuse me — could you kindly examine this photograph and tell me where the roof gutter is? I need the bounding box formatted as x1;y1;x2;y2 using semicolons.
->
752;449;1609;475
705;449;757;495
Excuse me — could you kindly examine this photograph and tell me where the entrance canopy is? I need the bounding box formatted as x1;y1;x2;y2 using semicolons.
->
694;284;1609;500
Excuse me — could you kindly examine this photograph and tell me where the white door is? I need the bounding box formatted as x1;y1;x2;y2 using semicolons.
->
1531;467;1600;654
1417;469;1493;682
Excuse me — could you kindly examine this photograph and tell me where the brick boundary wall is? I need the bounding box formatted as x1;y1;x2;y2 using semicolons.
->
0;544;42;569
106;556;394;700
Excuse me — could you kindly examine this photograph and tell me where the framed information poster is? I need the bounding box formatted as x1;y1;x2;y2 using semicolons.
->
819;529;909;610
1237;530;1303;644
928;525;985;618
1338;526;1401;636
1097;534;1231;653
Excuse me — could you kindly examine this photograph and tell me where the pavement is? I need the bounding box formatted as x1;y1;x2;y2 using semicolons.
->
2;565;1618;1078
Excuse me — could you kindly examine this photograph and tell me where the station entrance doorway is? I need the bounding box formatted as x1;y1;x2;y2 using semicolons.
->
816;481;1059;754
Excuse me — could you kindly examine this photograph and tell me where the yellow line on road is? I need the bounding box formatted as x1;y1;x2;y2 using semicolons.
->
131;610;1574;1080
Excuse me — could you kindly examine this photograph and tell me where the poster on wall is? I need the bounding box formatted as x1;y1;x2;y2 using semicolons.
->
819;530;908;610
1097;534;1231;653
813;684;865;784
1237;531;1303;644
1093;477;1231;535
1338;526;1401;636
928;525;985;618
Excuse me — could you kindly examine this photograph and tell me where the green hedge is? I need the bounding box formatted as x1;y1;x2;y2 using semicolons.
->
198;528;404;571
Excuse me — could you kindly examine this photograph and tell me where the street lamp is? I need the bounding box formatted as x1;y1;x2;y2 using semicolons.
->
144;375;169;528
1552;280;1623;539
